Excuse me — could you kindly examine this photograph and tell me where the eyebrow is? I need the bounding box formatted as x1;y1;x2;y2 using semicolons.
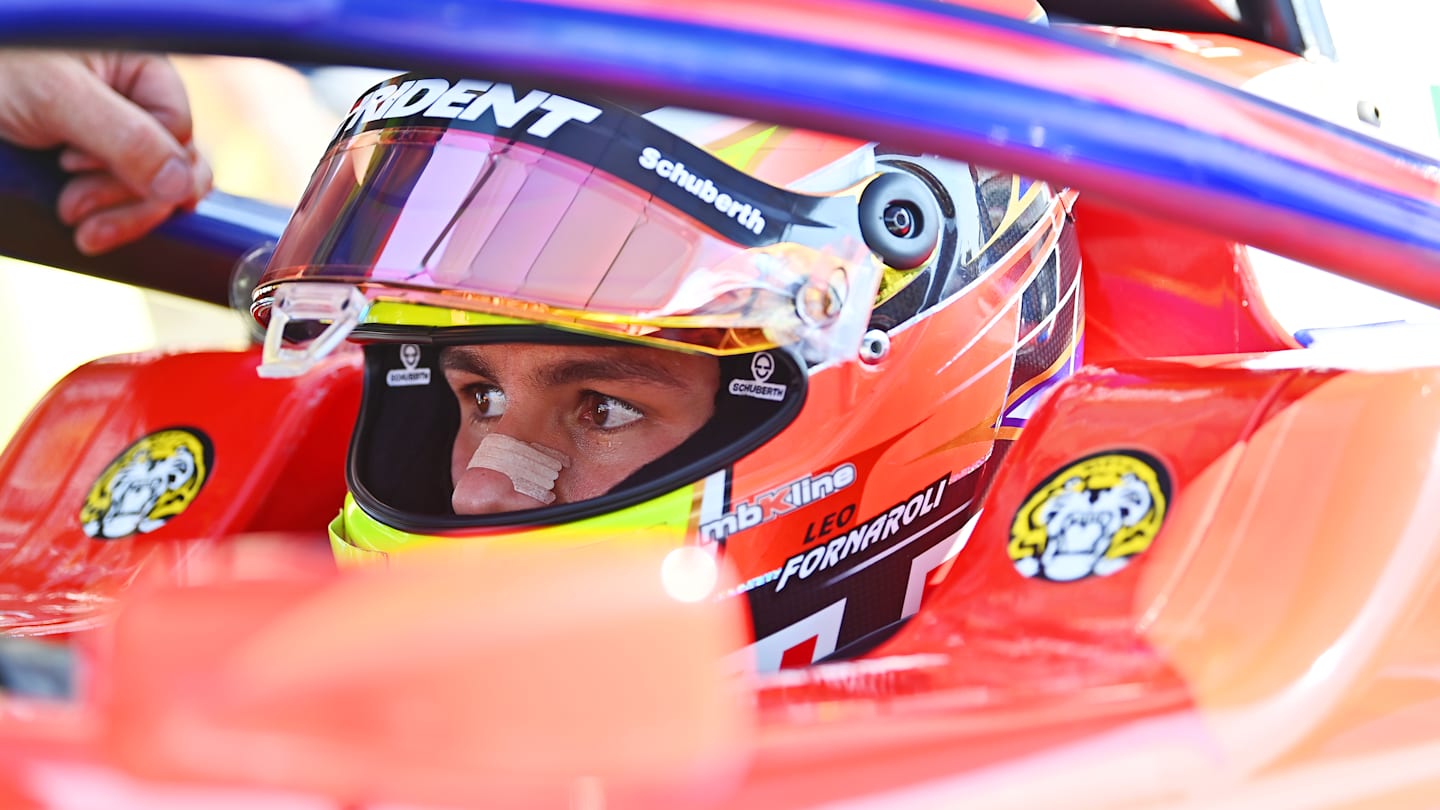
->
438;347;690;391
439;348;496;378
536;356;690;391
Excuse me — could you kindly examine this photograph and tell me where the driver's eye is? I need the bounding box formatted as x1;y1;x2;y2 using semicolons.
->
473;384;507;419
587;394;644;429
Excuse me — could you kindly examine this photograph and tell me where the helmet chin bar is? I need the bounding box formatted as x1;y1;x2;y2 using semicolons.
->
257;283;370;378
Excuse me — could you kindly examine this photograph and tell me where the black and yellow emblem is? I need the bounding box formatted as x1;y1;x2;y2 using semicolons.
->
80;427;214;540
1009;450;1169;582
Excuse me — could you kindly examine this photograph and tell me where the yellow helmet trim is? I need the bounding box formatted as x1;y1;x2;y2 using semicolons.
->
331;484;701;564
365;301;531;328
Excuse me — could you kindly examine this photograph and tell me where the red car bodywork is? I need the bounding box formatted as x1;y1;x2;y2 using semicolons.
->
1;0;1439;807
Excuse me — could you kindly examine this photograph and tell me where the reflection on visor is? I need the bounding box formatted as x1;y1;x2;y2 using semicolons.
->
255;127;882;363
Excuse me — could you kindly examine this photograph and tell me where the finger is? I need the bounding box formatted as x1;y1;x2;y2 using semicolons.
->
103;53;196;145
74;198;174;256
58;148;106;173
59;143;205;200
41;66;196;206
60;146;211;243
187;147;215;206
57;172;138;226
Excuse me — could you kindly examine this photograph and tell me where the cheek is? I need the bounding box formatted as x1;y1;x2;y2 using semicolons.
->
679;399;715;436
557;422;704;502
556;462;624;503
555;440;631;502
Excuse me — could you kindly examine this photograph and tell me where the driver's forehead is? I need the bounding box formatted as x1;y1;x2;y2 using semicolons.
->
437;342;718;390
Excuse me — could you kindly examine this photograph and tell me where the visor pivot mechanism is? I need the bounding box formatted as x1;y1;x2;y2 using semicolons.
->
230;241;276;344
883;203;917;238
795;268;846;329
859;172;939;270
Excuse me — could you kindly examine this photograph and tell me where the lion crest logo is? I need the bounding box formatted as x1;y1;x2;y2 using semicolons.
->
1009;451;1170;582
80;428;214;540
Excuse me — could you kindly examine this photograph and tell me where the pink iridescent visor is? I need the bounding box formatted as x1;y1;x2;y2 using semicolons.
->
254;125;884;361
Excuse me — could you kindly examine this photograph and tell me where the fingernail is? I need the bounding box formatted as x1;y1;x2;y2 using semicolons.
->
77;222;114;256
63;193;95;225
150;157;191;204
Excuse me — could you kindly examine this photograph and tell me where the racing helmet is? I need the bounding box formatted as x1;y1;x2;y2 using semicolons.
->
252;74;1082;670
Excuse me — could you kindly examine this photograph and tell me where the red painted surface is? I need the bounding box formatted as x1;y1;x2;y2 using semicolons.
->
0;1;1438;807
0;347;360;634
1086;27;1301;87
1074;195;1299;362
0;102;1423;810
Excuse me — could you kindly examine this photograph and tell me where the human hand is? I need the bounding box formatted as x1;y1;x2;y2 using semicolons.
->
0;50;213;255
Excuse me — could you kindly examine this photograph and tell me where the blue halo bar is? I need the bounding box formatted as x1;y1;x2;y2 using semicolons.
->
2;0;1439;304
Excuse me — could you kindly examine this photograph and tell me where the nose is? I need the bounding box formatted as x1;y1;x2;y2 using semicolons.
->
452;415;571;515
452;466;552;515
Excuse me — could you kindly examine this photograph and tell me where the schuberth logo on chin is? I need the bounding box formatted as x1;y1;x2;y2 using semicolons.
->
80;428;214;540
1008;450;1170;582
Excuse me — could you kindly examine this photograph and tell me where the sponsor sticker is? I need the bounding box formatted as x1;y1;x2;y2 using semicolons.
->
386;343;432;387
775;473;950;592
727;351;787;401
700;462;857;543
80;428;214;540
340;78;602;139
1008;450;1170;582
639;146;767;235
751;352;774;381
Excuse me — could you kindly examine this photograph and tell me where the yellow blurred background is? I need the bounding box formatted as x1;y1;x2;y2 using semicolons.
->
0;57;387;445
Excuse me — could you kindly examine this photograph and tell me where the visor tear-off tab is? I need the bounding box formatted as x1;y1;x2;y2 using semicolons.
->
258;283;369;378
